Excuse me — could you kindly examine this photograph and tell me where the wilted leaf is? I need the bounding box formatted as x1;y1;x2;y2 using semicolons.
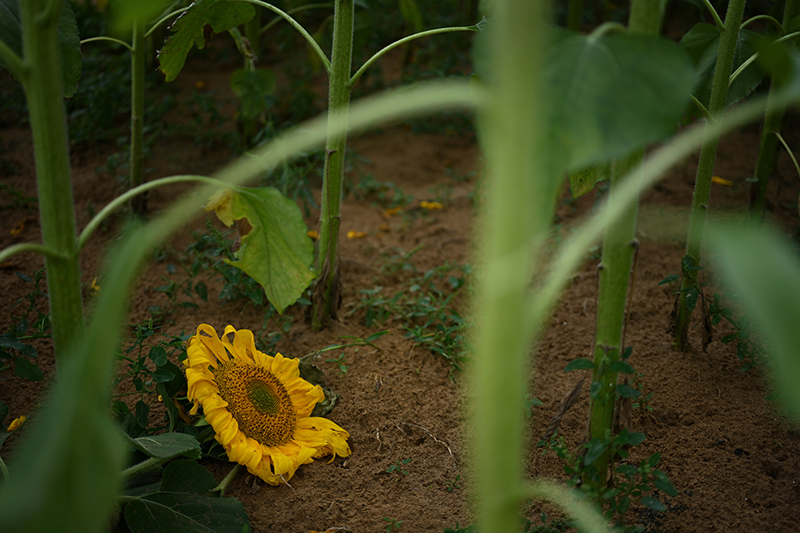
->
542;378;585;440
125;432;202;460
205;187;315;313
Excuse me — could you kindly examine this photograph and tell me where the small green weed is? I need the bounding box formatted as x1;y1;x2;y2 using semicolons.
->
0;183;37;209
352;173;414;208
0;269;50;382
384;517;404;532
386;458;412;476
325;353;349;376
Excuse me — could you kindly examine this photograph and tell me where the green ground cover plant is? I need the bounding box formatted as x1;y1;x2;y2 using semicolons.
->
2;1;800;532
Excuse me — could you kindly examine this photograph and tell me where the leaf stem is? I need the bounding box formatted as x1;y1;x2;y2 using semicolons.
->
241;0;331;73
144;7;190;39
0;242;63;263
120;456;169;482
79;36;132;51
0;39;29;82
212;463;242;496
349;25;478;89
587;21;627;39
260;3;332;35
702;0;725;30
740;14;783;32
77;175;224;252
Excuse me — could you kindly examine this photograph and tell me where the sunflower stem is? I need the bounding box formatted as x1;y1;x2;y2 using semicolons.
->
120;456;170;482
213;463;242;496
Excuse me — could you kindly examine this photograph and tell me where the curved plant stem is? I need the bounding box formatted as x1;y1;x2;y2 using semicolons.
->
702;0;725;29
77;175;222;252
79;36;133;51
349;25;478;89
260;3;332;35
144;7;190;39
213;463;242;496
243;0;331;72
0;242;62;263
524;480;610;532
120;457;170;481
587;21;627;39
0;39;28;82
775;131;800;177
690;95;711;120
740;14;782;31
674;0;747;351
21;0;85;363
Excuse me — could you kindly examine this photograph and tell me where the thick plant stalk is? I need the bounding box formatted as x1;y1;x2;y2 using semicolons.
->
471;1;553;531
130;18;146;215
586;0;661;492
20;0;85;362
311;0;354;329
749;0;798;216
673;0;747;350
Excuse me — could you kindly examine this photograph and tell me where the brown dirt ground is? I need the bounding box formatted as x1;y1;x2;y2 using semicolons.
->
2;40;800;533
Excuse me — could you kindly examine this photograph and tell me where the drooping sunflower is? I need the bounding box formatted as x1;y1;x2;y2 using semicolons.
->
184;324;351;485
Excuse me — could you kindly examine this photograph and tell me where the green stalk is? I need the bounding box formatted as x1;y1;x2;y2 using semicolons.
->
472;1;552;531
567;0;583;31
20;0;85;362
586;0;661;493
749;0;798;216
311;0;354;330
673;0;747;350
130;18;146;215
245;8;262;60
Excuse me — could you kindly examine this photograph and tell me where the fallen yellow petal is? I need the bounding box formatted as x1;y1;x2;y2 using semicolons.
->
347;231;367;239
7;415;26;432
711;176;733;186
90;277;101;293
382;207;402;218
307;230;319;240
420;200;444;210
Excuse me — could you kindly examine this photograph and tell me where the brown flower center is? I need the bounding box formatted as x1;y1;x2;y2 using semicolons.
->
214;361;296;446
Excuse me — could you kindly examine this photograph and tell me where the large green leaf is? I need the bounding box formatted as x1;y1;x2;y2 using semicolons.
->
206;186;315;313
0;0;82;97
125;432;202;460
679;23;765;113
540;31;696;172
158;0;255;82
710;224;800;422
124;460;250;533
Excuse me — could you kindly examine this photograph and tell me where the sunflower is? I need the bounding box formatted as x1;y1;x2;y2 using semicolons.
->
184;324;351;485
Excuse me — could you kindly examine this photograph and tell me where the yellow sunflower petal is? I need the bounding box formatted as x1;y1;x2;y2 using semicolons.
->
270;352;299;381
195;324;231;364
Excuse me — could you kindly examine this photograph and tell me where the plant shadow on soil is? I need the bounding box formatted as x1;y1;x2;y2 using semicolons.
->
2;37;800;533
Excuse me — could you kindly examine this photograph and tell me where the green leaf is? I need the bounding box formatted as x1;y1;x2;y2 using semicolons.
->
230;68;276;119
615;464;637;477
609;360;635;374
206;187;315;313
152;367;176;383
542;30;696;171
564;358;594;372
126;432;202;460
653;470;678;497
616;383;641;399
569;163;609;199
685;287;699;312
583;439;606;466
14;355;43;381
149;346;169;366
679;23;765;112
641;496;667;512
658;273;680;285
709;224;800;422
0;0;81;97
124;462;250;533
158;0;256;82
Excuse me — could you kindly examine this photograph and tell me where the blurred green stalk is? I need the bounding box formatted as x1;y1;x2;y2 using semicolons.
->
674;0;746;350
586;0;661;492
471;0;553;531
748;0;798;217
21;0;85;362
